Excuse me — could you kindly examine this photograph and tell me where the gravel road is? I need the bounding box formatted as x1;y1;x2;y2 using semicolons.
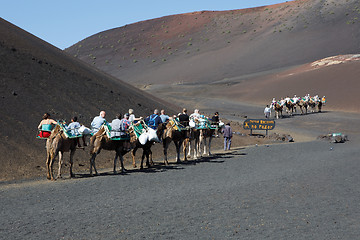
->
1;109;359;239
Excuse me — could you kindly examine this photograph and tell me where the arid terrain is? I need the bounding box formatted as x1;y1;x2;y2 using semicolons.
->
1;0;360;239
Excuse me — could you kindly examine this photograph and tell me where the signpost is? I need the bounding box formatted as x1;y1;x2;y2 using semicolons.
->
243;119;276;136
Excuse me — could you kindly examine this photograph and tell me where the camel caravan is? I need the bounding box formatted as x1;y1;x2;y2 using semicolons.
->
270;94;326;119
37;109;224;180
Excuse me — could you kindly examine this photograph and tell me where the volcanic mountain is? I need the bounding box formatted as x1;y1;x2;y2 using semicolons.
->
66;0;360;91
0;18;176;181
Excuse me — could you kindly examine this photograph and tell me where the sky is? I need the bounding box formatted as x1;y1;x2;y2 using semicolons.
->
1;0;288;50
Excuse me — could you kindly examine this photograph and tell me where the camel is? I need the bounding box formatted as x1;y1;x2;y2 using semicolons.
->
89;125;130;176
199;127;219;157
297;99;308;114
128;122;165;169
46;124;77;181
285;101;295;116
308;99;317;113
186;128;201;159
273;102;283;119
318;101;323;112
162;121;189;165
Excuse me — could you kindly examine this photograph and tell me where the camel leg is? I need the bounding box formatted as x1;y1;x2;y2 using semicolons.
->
140;150;146;169
49;150;57;181
69;149;75;178
208;136;213;156
183;138;189;161
113;153;118;174
57;151;64;179
202;136;207;156
187;139;192;158
46;146;51;180
174;141;181;163
89;153;99;176
118;153;126;173
131;147;138;168
149;149;154;166
163;140;169;165
193;138;198;159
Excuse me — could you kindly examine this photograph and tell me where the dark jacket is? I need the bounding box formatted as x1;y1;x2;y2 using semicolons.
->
222;125;232;138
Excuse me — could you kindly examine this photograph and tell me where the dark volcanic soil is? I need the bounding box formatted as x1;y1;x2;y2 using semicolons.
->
1;109;359;239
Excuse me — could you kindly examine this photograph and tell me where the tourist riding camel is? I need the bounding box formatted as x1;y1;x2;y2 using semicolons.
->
128;108;142;123
38;113;57;138
145;109;162;130
110;114;122;138
91;111;106;133
178;108;190;127
66;116;86;148
160;109;170;123
89;125;130;176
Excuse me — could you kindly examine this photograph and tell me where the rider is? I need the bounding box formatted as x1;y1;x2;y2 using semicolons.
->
211;112;220;124
271;98;277;108
66;116;86;148
37;113;57;138
285;96;291;103
145;109;162;130
110;114;122;138
280;98;286;106
292;95;299;104
160;109;170;123
128;108;142;123
91;111;106;133
178;108;190;127
120;113;132;150
321;96;326;105
190;109;201;121
120;113;131;136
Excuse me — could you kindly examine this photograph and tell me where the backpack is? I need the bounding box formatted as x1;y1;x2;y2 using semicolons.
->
120;119;130;132
148;114;158;128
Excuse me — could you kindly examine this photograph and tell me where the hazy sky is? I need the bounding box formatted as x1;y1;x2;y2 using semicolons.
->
1;0;287;49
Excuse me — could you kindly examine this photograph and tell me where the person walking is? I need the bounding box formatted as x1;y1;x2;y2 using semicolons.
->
222;123;233;151
264;105;271;118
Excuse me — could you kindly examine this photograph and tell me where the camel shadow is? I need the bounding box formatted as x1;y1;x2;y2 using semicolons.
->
64;149;247;180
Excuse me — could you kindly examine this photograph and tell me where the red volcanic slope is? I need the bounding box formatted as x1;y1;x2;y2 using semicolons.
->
66;0;360;86
220;56;360;112
0;18;176;181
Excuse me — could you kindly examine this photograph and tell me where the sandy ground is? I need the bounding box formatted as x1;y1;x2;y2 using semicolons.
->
1;102;359;239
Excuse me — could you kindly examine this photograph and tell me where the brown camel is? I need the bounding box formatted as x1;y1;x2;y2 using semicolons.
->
199;122;224;157
285;101;295;116
308;99;317;113
318;101;323;112
89;126;130;176
297;100;308;114
128;122;165;169
273;103;283;119
186;128;201;159
162;121;189;165
46;124;77;181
